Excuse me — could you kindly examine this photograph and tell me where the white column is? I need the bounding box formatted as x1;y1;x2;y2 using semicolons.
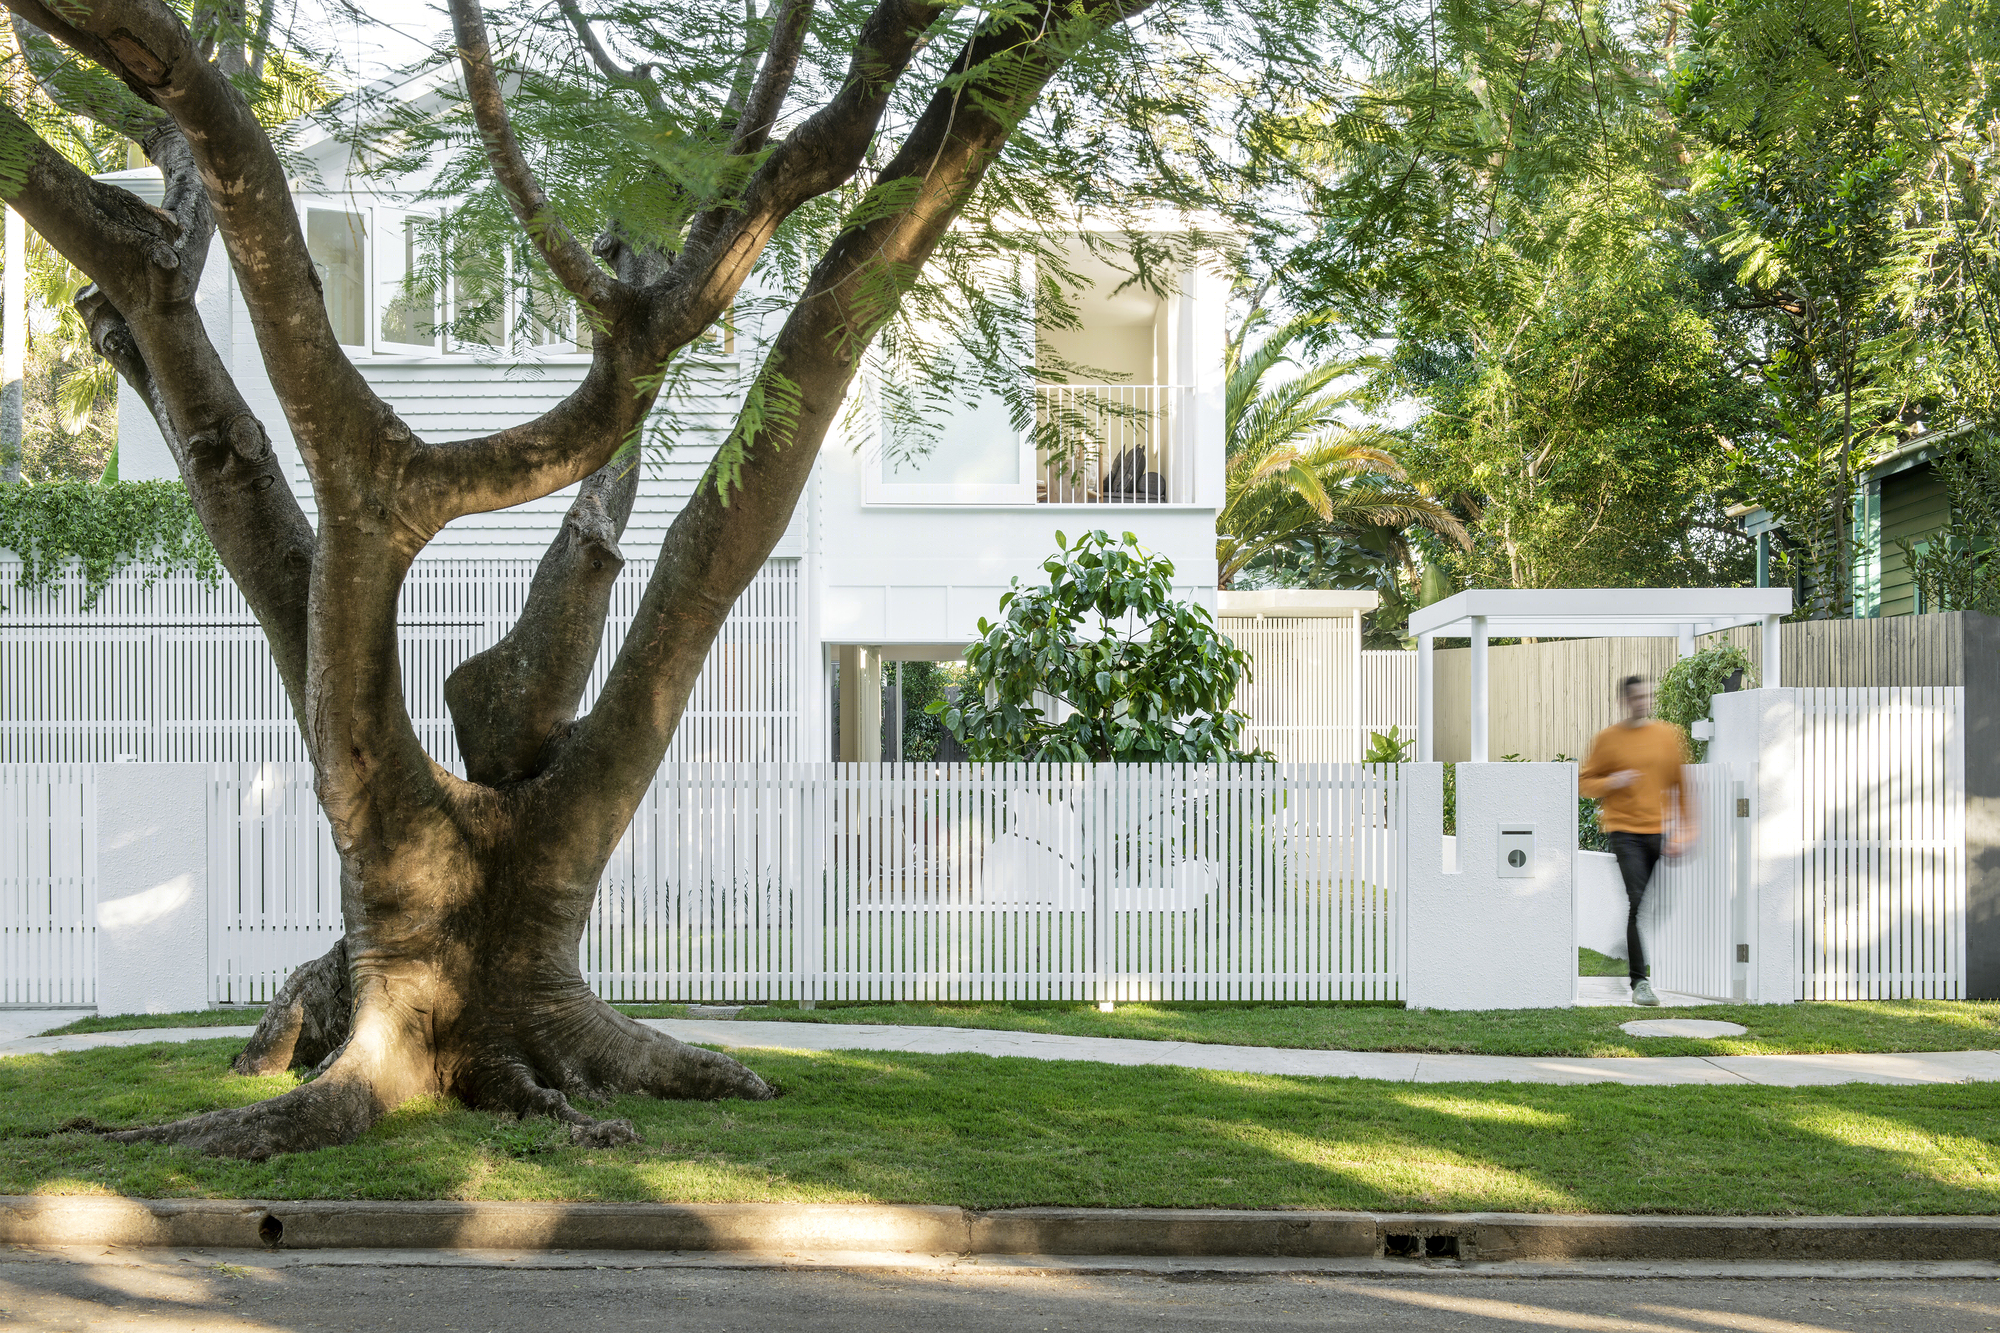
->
1470;614;1489;763
1762;614;1783;688
1;206;23;483
837;645;884;762
1678;624;1696;659
1351;608;1364;760
1417;634;1434;762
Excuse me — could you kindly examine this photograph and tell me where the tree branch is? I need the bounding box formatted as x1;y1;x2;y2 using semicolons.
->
444;452;639;785
9;0;408;497
676;0;948;288
0;103;315;712
450;0;623;312
552;0;1160;834
554;0;666;115
727;0;814;157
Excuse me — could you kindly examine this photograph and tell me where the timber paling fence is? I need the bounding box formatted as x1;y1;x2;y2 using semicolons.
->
3;762;1410;1008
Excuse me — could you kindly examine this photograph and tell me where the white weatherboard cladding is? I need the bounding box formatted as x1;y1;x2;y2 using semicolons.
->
112;233;798;559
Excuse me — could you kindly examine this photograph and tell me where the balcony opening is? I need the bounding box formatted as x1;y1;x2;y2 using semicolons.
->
1035;245;1192;505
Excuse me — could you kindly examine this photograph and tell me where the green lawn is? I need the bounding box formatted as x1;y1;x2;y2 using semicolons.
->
38;1010;265;1036
2;1039;1997;1214
42;998;2000;1059
616;998;2000;1059
1579;946;1630;977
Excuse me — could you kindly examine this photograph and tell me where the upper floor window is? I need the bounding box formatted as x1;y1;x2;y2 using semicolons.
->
301;200;596;359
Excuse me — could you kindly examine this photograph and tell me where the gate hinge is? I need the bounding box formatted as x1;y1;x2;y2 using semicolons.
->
1737;944;1751;963
1736;797;1750;817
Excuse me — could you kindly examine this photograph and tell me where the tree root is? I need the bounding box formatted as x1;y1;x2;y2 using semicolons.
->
104;1074;379;1161
234;938;352;1075
146;946;777;1160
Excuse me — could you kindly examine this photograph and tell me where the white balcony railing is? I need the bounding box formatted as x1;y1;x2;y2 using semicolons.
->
1034;384;1195;504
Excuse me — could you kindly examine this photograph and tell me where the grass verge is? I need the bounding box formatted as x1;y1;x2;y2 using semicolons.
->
613;998;2000;1059
37;1010;265;1036
2;1039;1997;1214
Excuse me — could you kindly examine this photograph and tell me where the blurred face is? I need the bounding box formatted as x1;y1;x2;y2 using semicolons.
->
1624;683;1653;723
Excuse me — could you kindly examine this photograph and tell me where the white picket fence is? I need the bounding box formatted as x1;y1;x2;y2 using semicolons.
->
1793;687;1966;1000
7;761;1409;1007
0;557;804;769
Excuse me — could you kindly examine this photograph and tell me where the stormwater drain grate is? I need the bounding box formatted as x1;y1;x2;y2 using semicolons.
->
1384;1232;1461;1259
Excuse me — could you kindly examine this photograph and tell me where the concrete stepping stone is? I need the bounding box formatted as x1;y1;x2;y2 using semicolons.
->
1620;1018;1748;1039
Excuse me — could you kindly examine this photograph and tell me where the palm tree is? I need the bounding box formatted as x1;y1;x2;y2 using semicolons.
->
1217;313;1467;588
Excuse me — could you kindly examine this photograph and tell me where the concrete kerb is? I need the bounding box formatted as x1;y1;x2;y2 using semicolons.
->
3;1198;1996;1264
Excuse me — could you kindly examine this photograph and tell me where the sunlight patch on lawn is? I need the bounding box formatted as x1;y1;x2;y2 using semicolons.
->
1389;1091;1572;1127
1783;1105;2000;1194
1209;1120;1584;1211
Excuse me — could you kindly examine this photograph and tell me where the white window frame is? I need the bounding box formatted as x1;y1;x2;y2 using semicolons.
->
297;194;601;363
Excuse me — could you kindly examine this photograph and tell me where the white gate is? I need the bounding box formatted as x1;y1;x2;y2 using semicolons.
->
1642;764;1738;1001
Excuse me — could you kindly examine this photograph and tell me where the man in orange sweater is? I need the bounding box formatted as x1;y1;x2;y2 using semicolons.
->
1578;675;1697;1007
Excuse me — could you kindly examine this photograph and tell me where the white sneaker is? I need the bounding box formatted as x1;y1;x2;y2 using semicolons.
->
1632;980;1660;1007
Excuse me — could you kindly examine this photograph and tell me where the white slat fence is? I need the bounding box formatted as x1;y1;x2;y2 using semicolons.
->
591;762;1408;1004
0;764;94;1004
1220;616;1363;762
1795;687;1966;1000
0;557;803;769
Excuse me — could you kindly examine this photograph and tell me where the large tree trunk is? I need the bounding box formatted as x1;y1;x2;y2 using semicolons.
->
129;824;772;1161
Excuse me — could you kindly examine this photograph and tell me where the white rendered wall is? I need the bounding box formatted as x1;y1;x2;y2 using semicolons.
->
1708;690;1799;1003
1405;762;1578;1010
93;763;207;1015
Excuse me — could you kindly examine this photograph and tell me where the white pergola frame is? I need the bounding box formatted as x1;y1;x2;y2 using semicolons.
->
1406;588;1796;762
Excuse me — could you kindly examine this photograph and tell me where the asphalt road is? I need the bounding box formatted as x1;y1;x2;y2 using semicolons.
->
2;1252;1997;1332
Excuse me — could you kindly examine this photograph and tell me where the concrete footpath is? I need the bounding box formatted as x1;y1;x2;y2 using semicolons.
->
6;1012;2000;1087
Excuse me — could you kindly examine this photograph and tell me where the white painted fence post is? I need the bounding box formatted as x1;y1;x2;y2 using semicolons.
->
94;763;209;1015
1405;762;1576;1009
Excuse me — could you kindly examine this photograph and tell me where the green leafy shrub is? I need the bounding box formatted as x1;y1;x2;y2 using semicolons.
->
931;530;1262;762
0;480;219;609
1362;726;1414;763
1656;643;1757;761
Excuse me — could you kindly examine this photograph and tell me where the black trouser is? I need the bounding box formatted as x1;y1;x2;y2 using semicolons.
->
1608;831;1663;986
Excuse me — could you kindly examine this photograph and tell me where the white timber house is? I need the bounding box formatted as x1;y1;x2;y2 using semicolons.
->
70;69;1242;768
